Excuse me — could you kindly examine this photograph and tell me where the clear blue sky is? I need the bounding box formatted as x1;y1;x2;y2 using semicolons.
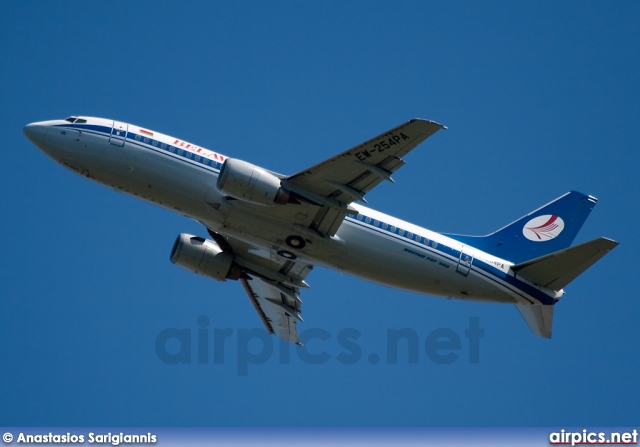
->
1;1;638;426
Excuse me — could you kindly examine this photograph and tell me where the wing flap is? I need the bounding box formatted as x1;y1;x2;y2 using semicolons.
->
240;276;302;345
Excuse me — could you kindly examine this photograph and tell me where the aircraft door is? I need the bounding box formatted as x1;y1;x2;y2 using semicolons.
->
109;121;128;147
456;246;474;276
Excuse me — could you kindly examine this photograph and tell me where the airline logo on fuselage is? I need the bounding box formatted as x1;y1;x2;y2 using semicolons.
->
172;138;225;161
523;215;565;242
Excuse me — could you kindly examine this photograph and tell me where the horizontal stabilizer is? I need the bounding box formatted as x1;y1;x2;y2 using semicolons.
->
515;304;554;338
512;237;619;290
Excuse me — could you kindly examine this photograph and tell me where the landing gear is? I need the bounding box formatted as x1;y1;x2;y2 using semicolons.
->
286;235;306;249
277;250;297;260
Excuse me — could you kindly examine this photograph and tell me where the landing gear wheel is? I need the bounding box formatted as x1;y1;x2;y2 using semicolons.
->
277;250;297;260
286;235;306;249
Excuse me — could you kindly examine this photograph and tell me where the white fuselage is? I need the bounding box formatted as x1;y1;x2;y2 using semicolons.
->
26;117;560;308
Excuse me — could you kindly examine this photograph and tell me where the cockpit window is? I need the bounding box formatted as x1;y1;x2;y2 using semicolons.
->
64;117;86;124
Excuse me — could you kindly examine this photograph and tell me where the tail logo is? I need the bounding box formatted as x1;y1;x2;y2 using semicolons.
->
523;215;565;242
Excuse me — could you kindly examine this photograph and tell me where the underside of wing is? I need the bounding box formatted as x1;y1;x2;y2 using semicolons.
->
241;275;302;345
205;228;311;344
285;119;445;202
280;119;444;236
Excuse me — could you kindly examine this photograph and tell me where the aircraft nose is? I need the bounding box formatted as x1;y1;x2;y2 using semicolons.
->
23;122;48;147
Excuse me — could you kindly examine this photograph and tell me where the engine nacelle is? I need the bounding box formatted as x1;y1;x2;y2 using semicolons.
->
216;158;290;206
170;234;236;282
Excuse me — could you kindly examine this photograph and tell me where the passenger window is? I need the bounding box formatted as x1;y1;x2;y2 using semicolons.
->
407;232;413;239
143;137;149;144
152;140;158;147
365;217;371;224
390;226;395;232
161;143;166;149
135;135;141;141
414;234;420;241
178;149;183;155
398;229;405;236
373;219;378;226
382;223;388;230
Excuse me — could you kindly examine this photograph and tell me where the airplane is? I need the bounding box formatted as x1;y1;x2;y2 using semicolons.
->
23;116;618;344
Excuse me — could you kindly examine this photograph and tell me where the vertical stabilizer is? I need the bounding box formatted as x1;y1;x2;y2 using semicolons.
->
444;191;598;263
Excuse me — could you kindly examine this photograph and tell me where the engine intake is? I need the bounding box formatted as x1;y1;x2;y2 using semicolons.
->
217;158;291;206
170;234;241;282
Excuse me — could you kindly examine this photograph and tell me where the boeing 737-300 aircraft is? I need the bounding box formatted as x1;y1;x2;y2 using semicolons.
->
24;116;618;343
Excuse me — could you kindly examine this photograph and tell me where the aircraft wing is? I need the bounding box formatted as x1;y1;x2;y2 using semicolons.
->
285;119;445;203
205;228;311;345
199;120;444;342
281;119;445;236
240;275;302;345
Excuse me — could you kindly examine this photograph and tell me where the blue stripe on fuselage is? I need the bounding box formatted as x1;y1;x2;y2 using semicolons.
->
54;124;223;173
344;215;554;305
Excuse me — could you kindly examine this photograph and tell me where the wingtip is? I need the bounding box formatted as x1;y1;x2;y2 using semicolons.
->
411;118;447;130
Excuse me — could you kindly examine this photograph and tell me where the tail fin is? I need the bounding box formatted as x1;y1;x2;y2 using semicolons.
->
445;191;598;263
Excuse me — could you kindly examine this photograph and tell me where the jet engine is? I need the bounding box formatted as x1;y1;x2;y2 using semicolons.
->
170;234;242;281
216;158;291;206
